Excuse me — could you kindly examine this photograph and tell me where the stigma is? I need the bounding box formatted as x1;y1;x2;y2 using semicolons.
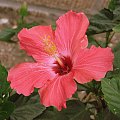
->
52;56;73;75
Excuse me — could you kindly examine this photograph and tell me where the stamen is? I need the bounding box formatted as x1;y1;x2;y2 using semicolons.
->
40;35;65;68
41;35;57;55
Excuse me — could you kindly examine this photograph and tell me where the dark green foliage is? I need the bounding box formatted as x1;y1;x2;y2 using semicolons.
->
113;24;120;32
0;101;15;120
0;64;11;98
60;100;90;120
34;100;90;120
0;64;15;120
10;94;46;120
0;28;16;42
87;9;115;35
102;77;120;117
114;51;120;69
108;0;118;11
96;108;119;120
87;0;120;35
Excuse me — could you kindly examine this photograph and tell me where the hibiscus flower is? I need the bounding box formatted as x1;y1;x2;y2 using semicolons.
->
7;11;114;111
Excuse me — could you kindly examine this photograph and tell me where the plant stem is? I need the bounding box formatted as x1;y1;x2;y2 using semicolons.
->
94;39;102;47
109;32;115;42
105;32;115;47
105;32;110;47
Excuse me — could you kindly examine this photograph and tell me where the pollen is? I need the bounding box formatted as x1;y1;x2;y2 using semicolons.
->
42;35;57;55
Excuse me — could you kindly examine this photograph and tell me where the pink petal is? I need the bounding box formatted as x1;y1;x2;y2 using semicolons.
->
7;63;56;96
72;35;88;63
55;11;89;57
39;72;77;111
73;46;114;83
18;26;55;63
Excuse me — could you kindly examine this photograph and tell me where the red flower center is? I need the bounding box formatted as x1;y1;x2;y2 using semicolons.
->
53;56;72;75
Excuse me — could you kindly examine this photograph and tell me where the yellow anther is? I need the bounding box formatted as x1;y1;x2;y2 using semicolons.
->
41;35;57;55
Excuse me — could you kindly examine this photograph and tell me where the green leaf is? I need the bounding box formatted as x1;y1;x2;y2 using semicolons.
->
87;1;120;35
0;28;16;42
106;43;120;79
0;64;11;98
0;101;15;120
0;64;8;81
112;0;120;20
0;111;7;120
16;22;38;33
23;23;39;29
106;69;120;79
87;8;115;35
10;94;46;120
113;24;120;32
109;0;120;11
102;77;120;117
34;100;90;120
108;0;117;11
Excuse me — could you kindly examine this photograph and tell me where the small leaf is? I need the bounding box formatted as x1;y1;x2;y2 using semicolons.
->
102;77;120;117
0;64;11;98
113;24;120;32
108;0;117;11
16;22;38;33
0;64;8;81
23;23;38;29
0;28;16;42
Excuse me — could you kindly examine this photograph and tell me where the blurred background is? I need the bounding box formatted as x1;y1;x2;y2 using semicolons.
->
0;0;116;69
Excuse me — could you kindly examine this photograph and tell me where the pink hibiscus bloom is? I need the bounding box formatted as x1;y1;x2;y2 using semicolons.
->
7;11;114;111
